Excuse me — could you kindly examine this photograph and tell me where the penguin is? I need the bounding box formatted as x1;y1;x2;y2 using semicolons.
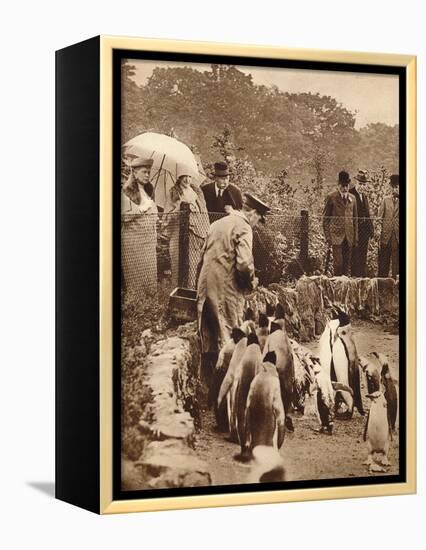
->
217;318;256;441
363;391;391;473
212;327;245;432
359;355;381;394
243;307;255;323
265;299;276;320
272;303;286;331
233;331;263;461
319;308;364;418
217;319;256;409
335;315;365;417
263;317;295;432
247;445;286;484
256;312;270;352
312;358;353;434
244;351;285;459
373;352;398;433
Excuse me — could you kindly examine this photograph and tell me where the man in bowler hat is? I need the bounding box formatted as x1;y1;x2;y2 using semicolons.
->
323;171;359;276
201;162;243;221
350;169;374;277
378;174;399;278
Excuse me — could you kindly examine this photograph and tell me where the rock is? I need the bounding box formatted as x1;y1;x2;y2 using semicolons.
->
249;276;399;340
295;276;324;340
121;457;145;490
124;333;208;490
136;440;212;489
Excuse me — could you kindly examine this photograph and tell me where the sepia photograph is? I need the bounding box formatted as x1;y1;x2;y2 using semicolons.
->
118;54;403;494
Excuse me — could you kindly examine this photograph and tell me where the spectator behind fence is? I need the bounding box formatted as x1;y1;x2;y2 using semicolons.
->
350;169;374;277
201;162;243;221
323;170;359;276
378;174;399;278
162;165;210;289
121;157;158;296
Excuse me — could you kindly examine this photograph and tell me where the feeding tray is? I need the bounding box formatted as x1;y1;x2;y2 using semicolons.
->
169;287;197;323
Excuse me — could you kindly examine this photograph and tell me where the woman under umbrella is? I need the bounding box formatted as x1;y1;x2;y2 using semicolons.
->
162;164;209;289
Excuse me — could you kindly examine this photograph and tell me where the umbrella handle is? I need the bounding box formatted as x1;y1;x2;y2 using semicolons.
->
153;153;166;190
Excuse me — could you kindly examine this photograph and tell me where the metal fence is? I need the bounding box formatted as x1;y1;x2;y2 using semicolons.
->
121;206;389;302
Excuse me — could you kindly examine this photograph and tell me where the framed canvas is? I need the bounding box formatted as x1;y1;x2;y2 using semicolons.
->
55;35;416;514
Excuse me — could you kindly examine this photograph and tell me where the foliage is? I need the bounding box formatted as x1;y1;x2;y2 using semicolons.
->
121;285;169;348
121;61;398;279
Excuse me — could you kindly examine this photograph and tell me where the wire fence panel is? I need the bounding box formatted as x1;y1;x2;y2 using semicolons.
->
121;209;389;310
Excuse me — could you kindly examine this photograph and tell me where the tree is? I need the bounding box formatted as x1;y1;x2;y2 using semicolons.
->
121;61;145;142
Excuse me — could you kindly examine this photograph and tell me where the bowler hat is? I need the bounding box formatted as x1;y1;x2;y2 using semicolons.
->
355;169;369;183
244;193;271;223
214;162;229;177
338;171;351;185
389;174;399;187
130;157;154;169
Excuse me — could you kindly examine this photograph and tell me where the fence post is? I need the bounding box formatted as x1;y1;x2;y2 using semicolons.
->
300;209;309;272
178;202;190;287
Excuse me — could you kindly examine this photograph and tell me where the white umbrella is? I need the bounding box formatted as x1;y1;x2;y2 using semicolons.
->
123;132;205;209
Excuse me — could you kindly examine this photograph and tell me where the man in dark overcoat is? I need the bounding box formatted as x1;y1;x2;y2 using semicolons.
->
378;174;399;278
201;162;243;222
323;171;359;276
350;169;374;277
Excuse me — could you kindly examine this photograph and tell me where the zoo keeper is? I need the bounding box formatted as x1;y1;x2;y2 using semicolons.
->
197;193;270;382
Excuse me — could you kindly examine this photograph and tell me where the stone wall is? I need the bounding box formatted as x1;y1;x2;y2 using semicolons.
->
122;327;211;490
247;275;399;342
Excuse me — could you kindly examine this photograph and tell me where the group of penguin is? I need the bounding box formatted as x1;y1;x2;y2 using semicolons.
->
209;302;398;481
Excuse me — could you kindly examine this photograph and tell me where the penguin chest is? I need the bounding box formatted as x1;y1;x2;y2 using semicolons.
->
367;402;389;451
247;378;278;448
332;338;353;411
332;338;349;385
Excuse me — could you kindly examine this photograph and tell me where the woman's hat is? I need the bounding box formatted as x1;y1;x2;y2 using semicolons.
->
130;157;154;169
176;163;195;180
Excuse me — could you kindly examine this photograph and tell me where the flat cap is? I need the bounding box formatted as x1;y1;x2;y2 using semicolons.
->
355;169;370;183
130;157;154;169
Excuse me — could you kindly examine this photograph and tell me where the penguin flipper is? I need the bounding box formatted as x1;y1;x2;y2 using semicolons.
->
363;410;370;442
353;363;365;416
243;402;252;452
217;373;233;409
387;401;397;434
273;387;286;449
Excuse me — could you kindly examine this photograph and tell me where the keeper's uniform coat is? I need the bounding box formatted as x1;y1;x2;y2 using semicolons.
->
197;210;255;354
